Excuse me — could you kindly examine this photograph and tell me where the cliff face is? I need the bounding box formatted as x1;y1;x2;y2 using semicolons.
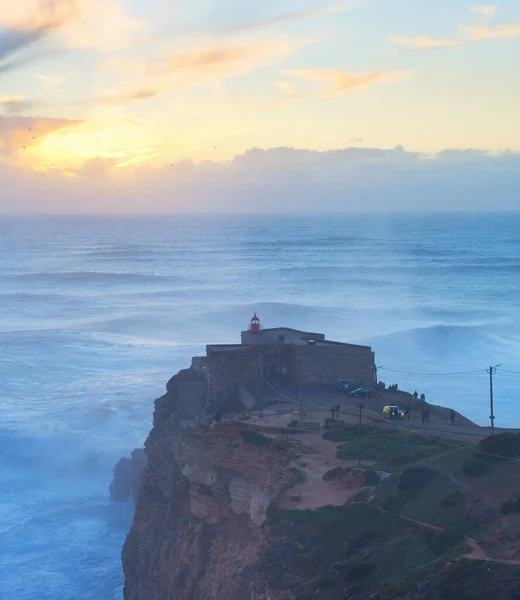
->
122;369;300;600
123;369;520;600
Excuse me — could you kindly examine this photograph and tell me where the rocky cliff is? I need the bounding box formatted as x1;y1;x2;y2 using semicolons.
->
122;368;520;600
122;368;302;600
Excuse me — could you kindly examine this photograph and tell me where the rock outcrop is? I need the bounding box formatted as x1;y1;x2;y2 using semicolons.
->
122;368;301;600
110;448;147;503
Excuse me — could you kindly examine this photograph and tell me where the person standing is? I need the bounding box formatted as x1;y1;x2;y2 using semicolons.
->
405;404;411;420
331;405;336;419
336;404;341;419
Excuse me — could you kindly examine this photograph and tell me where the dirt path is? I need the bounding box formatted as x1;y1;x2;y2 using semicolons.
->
276;432;366;510
364;502;520;566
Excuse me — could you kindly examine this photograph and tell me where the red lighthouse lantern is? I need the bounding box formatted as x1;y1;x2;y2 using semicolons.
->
250;313;261;333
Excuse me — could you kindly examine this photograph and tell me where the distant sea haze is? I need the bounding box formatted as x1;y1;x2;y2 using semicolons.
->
1;213;519;599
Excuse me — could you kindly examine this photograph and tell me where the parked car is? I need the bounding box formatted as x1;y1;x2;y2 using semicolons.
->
335;379;357;392
349;387;376;397
382;405;404;419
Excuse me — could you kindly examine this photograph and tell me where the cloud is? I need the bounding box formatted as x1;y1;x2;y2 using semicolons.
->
272;81;302;98
224;1;355;33
0;0;146;69
390;35;461;49
34;73;66;85
284;69;404;96
0;94;33;113
0;1;78;62
64;87;160;107
158;39;298;79
2;145;520;213
460;23;520;39
469;6;497;18
99;37;304;99
0;115;83;160
55;0;148;52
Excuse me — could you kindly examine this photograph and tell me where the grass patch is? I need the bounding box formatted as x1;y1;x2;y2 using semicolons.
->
501;495;520;515
364;469;380;486
324;426;457;469
462;459;490;477
241;430;271;447
478;432;520;461
376;468;471;534
264;503;466;599
398;466;435;492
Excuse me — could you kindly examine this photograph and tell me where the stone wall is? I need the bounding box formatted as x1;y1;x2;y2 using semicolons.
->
207;346;264;411
241;327;325;346
260;343;375;387
292;344;375;386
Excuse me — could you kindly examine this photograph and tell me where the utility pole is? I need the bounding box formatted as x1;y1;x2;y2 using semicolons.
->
375;364;383;385
359;403;364;427
487;364;501;435
257;356;263;418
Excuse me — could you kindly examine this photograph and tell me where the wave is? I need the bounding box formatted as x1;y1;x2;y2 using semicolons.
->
1;272;170;285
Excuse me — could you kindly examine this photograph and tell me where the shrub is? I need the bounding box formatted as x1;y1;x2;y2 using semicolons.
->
431;530;463;557
287;420;299;428
478;433;520;460
241;430;271;447
439;490;466;508
382;492;407;512
346;561;376;581
462;460;490;477
500;495;520;515
398;466;435;492
364;470;380;486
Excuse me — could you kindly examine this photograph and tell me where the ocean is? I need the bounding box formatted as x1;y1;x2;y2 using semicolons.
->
1;213;519;599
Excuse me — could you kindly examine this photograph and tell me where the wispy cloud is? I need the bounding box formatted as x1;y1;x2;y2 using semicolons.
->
460;23;520;39
34;73;69;86
158;40;298;78
285;69;404;96
390;35;461;49
272;81;302;98
0;1;77;66
0;114;83;161
0;94;33;113
65;87;159;107
224;1;355;33
469;6;497;19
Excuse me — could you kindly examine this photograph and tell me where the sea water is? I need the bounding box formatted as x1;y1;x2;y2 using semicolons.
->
1;213;519;599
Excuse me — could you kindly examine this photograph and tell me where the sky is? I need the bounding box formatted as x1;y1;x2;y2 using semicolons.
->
1;0;519;212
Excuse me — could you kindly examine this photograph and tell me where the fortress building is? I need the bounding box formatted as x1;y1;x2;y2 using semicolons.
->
190;314;376;412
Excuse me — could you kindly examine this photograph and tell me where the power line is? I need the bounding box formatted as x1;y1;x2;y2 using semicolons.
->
380;367;487;377
362;405;520;463
497;368;520;375
261;376;520;464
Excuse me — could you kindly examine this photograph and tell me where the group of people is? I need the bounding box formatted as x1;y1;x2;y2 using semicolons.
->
330;404;341;419
421;407;431;423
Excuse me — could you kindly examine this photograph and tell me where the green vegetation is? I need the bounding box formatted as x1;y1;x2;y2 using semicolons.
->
264;503;466;599
376;467;470;534
478;432;520;460
240;430;271;447
462;459;490;477
364;469;380;486
323;426;459;469
500;494;520;515
398;466;435;492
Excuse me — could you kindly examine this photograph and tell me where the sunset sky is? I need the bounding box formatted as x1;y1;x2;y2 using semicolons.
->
1;0;519;212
